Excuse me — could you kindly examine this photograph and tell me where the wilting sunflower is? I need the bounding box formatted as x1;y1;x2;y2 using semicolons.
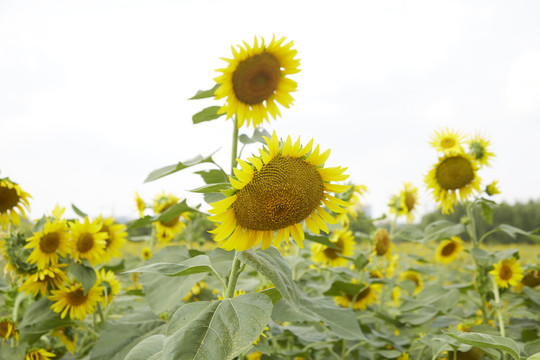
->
24;349;56;360
425;151;481;214
52;327;77;354
468;132;495;167
335;184;367;226
98;268;122;305
19;264;69;297
400;270;424;295
153;192;187;243
436;236;463;264
0;318;19;343
49;281;104;320
135;192;145;218
311;228;355;267
373;228;392;259
97;216;127;262
334;284;382;310
70;218;108;266
25;219;71;269
429;128;464;154
209;131;350;251
0;178;31;229
214;35;300;129
490;258;524;289
141;246;152;260
389;182;419;223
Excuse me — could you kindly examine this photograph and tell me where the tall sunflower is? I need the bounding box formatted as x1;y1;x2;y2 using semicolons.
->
490;258;524;289
24;349;56;360
49;281;104;320
25;219;71;269
435;236;463;264
153;192;187;243
70;218;108;266
97;216;127;262
19;264;69;297
429;128;464;154
425;151;481;214
335;184;367;226
98;268;122;305
389;182;419;223
311;228;355;267
208;131;350;251
214;36;300;129
468;133;495;167
0;178;31;229
334;284;382;310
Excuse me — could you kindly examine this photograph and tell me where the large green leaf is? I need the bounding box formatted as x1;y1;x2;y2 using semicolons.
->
528;353;540;360
124;335;165;360
189;84;219;100
163;293;273;360
498;224;539;242
68;260;97;295
444;331;521;360
144;152;219;183
89;311;165;360
195;169;228;184
423;220;465;243
239;127;271;145
238;247;300;311
18;298;73;344
192;106;224;124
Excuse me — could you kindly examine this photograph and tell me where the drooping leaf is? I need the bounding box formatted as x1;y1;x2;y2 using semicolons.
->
124;335;165;360
71;203;88;218
144;152;219;183
444;331;521;360
163;294;273;360
192;106;225;124
189;84;219;100
68;260;97;295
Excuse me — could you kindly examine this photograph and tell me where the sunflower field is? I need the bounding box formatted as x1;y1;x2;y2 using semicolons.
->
1;36;540;360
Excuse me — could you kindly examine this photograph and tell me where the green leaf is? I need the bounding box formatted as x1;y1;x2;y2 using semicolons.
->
127;199;200;230
89;311;165;360
237;247;300;311
195;169;228;184
189;84;219;100
259;287;282;304
304;233;339;250
0;345;26;360
528;353;540;360
526;340;540;357
163;293;273;360
498;224;539;241
144;151;219;183
239;127;271;145
323;281;365;297
188;183;231;193
479;198;496;225
68;260;97;295
192;106;224;124
18;298;73;344
126;255;220;279
443;331;521;360
423;220;465;243
124;335;165;360
523;287;540;307
71;203;88;218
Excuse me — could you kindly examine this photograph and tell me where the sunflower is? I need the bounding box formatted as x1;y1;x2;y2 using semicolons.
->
485;180;500;196
24;349;56;360
425;151;481;214
373;228;392;258
389;182;419;223
436;236;463;264
208;131;350;251
135;192;145;218
0;178;31;229
400;270;424;295
311;228;355;267
214;35;300;129
49;281;104;320
334;284;381;310
70;218;108;265
25;219;70;269
0;318;19;343
183;281;209;302
490;258;524;289
97;216;127;262
141;246;152;260
19;264;69;297
429;128;464;154
468;133;495;167
153;192;186;243
335;184;367;226
98;268;122;305
52;327;77;354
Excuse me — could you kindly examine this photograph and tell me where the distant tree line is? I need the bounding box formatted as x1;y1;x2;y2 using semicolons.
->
420;199;540;244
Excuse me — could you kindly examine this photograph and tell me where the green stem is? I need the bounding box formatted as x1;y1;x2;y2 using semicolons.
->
465;202;478;248
97;302;106;328
492;277;506;337
231;116;239;171
340;339;347;360
225;254;242;298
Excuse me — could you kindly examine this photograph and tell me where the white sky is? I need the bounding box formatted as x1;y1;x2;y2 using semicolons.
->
1;0;540;221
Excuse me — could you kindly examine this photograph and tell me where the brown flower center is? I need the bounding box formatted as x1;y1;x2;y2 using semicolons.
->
77;233;94;253
441;138;456;148
374;229;391;256
66;289;87;306
234;156;324;231
346;287;371;302
405;192;416;212
232;52;281;105
0;185;20;213
323;236;345;260
0;321;12;337
39;232;60;254
499;265;513;281
436;156;474;190
441;241;457;257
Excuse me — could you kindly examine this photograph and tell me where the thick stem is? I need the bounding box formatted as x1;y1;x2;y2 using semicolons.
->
225;254;242;298
492;278;506;337
231;116;239;171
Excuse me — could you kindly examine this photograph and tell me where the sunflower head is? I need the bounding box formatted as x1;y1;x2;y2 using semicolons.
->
0;318;19;343
214;36;300;129
490;257;524;288
430;128;464;154
70;218;108;266
311;228;355;267
52;326;77;354
98;268;122;305
135;192;145;218
334;284;382;310
400;270;424;295
336;184;367;226
19;264;69;297
468;133;495;167
436;236;463;264
2;231;37;276
25;218;71;270
141;246;153;260
396;182;419;223
425;151;481;214
153;192;186;243
208;131;351;251
521;269;540;288
485;181;501;196
49;281;104;320
24;349;56;360
97;216;127;261
0;178;31;229
373;228;391;258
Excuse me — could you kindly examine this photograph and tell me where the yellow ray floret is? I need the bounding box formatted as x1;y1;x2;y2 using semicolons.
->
208;131;351;251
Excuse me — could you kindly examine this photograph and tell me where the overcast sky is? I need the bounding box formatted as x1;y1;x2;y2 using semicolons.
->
2;0;540;222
